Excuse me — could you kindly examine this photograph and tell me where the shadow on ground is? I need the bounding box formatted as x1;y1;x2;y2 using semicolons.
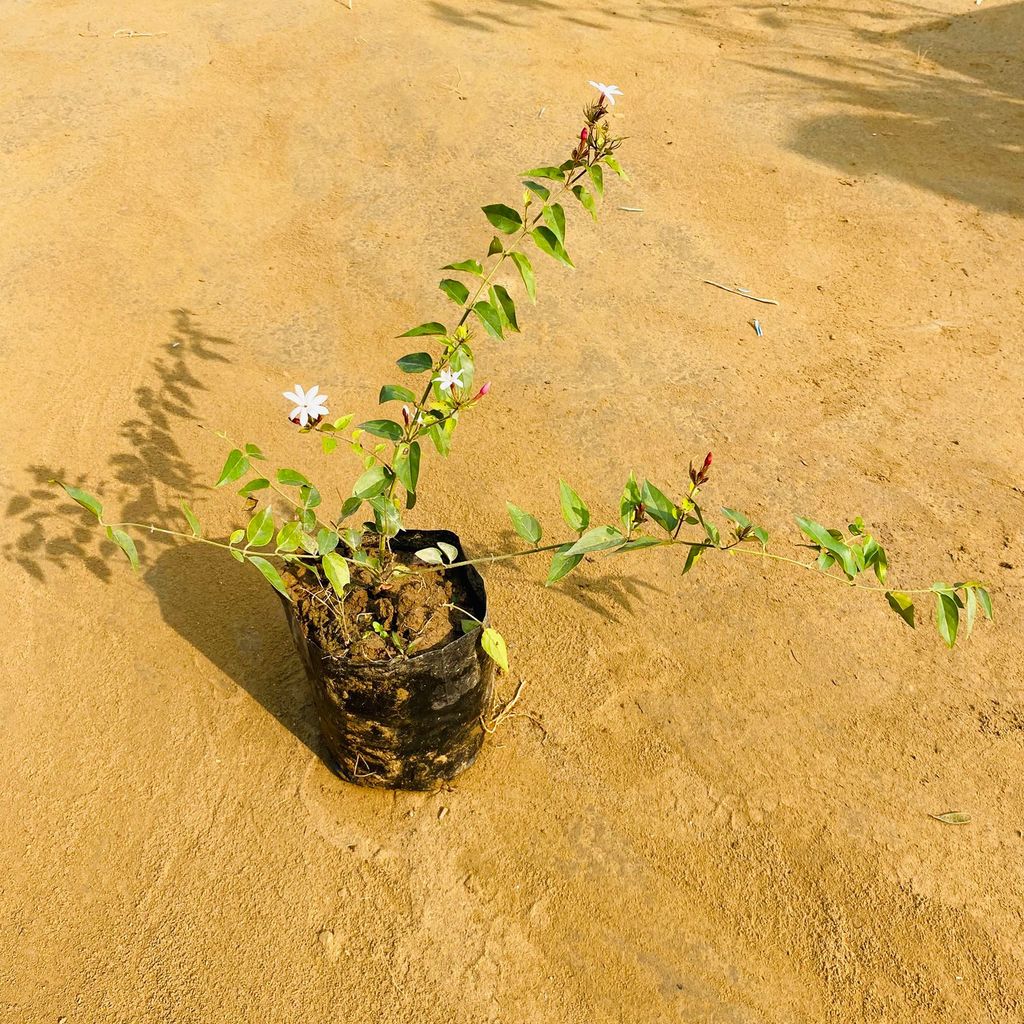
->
3;309;231;581
146;541;322;757
779;3;1024;216
3;308;322;757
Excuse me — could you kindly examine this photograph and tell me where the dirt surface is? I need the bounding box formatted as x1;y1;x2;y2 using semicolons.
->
287;554;462;661
2;1;1023;1021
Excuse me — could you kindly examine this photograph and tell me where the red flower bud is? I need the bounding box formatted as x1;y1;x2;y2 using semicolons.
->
580;127;589;144
702;451;713;472
478;382;491;397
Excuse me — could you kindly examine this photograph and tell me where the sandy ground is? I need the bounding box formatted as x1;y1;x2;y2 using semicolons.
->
2;0;1023;1020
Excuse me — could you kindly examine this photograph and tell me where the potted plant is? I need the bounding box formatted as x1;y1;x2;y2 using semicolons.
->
56;84;993;790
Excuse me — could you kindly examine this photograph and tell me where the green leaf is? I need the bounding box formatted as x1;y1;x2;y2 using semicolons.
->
481;627;510;673
565;525;625;557
886;590;915;628
588;163;604;197
932;585;960;648
611;536;663;554
506;501;542;545
276;521;302;552
482;203;523;234
442;259;483;277
399;322;447;338
298;483;321;511
473;301;504;340
542;203;566;244
238;478;270;496
546;543;583;585
641;480;679;534
521;166;565;181
215;449;250;487
276;468;309;487
246;506;275;547
439;278;470;305
605;155;628;180
977;586;993;621
531;227;573;268
509;251;536;303
181;501;201;537
559;480;590;533
620;473;642;532
751;526;769;549
58;483;103;520
230;547;244;563
379;384;416;404
244;443;266;461
248;555;292;601
340;496;362;519
722;507;751;529
795;517;857;577
367;495;402;538
353;464;391;499
863;537;888;584
338;527;363;552
321;435;337;455
321;551;351;598
702;519;721;546
682;543;703;575
397;351;434;374
415;546;445;565
358;419;404;442
316;529;339;555
965;586;977;638
394;441;421;494
229;529;245;545
487;235;503;256
491;285;519;332
523;181;550;201
848;516;866;537
104;526;139;570
572;184;597;220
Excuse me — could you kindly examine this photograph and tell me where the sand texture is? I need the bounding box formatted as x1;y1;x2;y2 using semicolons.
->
2;0;1023;1020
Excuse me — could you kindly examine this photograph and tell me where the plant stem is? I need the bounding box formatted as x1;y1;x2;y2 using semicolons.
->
413;532;938;597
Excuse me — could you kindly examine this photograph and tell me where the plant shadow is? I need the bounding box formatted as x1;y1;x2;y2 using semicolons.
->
3;309;232;582
2;308;325;759
145;542;322;758
488;527;664;623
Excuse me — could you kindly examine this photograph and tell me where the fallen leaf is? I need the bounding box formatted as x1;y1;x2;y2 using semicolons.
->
929;810;971;825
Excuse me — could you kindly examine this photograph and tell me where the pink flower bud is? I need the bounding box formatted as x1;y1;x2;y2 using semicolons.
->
478;382;491;398
580;127;589;144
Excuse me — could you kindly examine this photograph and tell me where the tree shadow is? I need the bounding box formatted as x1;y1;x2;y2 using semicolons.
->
427;0;695;33
751;2;1024;216
3;309;232;581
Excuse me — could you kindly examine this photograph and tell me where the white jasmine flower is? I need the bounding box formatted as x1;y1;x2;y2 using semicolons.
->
434;368;465;391
588;81;623;105
283;383;329;427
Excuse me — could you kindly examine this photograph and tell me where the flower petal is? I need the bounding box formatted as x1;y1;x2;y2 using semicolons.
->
283;391;302;404
298;408;309;427
304;385;320;401
289;406;303;421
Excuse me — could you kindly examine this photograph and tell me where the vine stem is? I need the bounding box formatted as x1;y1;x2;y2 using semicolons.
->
375;142;600;557
410;533;938;596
